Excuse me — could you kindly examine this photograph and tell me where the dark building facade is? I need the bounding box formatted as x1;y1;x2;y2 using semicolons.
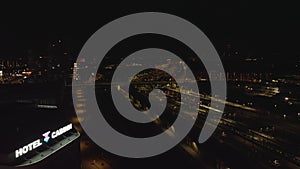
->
0;83;81;169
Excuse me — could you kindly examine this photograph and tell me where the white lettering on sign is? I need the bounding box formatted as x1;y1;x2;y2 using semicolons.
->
14;123;73;158
51;123;73;139
15;139;42;158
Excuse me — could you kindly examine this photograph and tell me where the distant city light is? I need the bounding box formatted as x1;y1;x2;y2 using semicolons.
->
77;58;86;63
37;105;58;109
22;71;32;76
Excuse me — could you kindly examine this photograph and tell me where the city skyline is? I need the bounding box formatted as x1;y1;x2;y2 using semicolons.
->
0;2;299;169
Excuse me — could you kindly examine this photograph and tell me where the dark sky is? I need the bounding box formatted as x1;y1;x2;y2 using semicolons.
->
0;1;300;59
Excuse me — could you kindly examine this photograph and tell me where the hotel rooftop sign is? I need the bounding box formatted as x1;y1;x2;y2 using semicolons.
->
15;123;73;158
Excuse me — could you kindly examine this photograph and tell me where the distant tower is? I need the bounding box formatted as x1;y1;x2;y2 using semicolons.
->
73;63;79;80
0;70;3;83
222;43;239;58
27;50;38;72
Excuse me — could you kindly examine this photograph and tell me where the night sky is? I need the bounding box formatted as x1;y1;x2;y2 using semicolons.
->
0;1;299;61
